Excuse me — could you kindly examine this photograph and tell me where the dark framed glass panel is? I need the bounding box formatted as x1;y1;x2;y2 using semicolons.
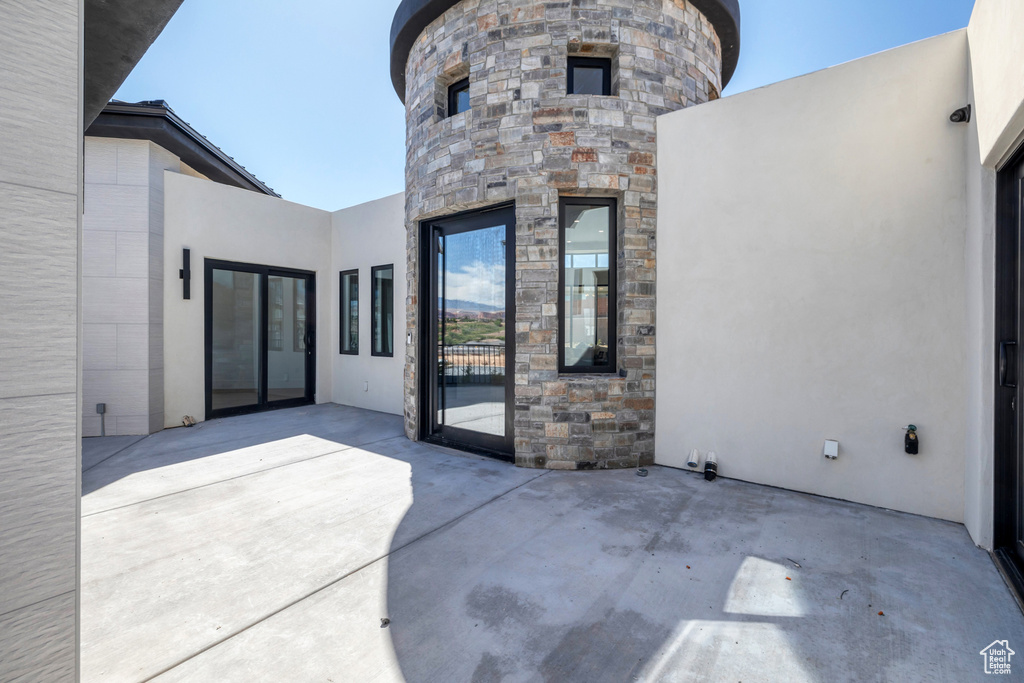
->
292;279;307;352
371;265;394;357
421;204;516;459
210;269;262;412
340;269;358;355
568;57;611;96
268;274;308;403
268;278;283;351
559;198;616;373
448;78;471;117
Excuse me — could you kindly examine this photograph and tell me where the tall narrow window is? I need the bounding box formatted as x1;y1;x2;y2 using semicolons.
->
568;57;611;96
559;198;616;373
340;270;358;354
371;265;394;357
448;78;470;117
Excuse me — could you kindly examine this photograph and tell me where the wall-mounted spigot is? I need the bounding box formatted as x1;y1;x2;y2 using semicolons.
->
904;425;919;455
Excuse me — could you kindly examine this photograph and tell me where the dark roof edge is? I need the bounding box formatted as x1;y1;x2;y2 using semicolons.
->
389;0;740;103
86;101;280;197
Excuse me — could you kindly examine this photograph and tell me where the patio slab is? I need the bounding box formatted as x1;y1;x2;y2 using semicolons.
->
81;405;1024;682
82;434;145;472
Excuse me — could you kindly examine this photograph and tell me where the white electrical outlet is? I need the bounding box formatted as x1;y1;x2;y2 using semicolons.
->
824;440;839;460
363;381;369;392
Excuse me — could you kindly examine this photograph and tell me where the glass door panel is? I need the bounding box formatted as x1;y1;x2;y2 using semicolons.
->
427;205;515;457
210;269;262;412
267;275;308;404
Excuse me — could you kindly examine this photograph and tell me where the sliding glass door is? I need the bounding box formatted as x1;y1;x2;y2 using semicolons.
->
205;259;316;419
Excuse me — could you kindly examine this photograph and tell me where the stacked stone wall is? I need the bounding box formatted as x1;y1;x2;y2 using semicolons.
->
402;0;723;469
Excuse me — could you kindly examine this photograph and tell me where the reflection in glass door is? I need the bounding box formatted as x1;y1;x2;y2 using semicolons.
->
426;205;515;458
210;269;261;412
206;260;316;419
268;275;309;403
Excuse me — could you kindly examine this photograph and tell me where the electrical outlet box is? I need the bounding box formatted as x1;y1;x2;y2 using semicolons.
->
824;440;839;460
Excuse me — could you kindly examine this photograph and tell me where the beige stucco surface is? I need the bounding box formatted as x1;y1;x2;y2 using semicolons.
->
655;31;971;523
331;193;407;416
163;173;333;427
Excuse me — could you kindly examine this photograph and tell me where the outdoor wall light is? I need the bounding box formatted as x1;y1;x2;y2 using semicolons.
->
179;248;191;299
949;105;972;124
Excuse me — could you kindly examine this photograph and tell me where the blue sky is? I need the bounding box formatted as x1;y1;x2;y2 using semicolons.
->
115;0;977;211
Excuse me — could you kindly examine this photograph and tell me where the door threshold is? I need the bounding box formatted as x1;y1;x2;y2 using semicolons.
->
423;435;514;463
993;548;1024;617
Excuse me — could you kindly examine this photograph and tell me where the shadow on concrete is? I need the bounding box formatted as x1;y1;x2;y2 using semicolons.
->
384;462;1024;681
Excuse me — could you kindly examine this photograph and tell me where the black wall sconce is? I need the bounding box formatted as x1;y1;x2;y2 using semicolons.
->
950;104;972;124
179;248;191;300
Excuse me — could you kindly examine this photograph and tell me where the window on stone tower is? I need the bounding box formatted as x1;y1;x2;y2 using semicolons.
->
448;78;470;117
559;197;617;373
568;57;611;97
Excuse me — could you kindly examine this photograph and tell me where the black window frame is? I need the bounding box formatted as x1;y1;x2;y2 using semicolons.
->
447;78;471;118
558;197;617;375
371;264;395;358
339;269;359;355
567;57;612;97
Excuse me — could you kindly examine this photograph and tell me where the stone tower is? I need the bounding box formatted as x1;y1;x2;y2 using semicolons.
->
390;0;740;469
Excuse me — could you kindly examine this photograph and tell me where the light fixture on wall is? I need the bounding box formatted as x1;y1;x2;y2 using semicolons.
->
179;248;191;300
949;105;972;124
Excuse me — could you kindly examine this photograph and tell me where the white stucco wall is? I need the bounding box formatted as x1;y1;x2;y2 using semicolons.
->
962;71;996;547
967;0;1024;167
961;0;1024;547
331;193;407;416
655;31;970;523
163;173;332;427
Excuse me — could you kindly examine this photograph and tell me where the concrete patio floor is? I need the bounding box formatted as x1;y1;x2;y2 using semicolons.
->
81;404;1024;682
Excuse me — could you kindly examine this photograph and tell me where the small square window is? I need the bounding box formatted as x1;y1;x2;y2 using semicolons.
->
568;57;611;97
448;78;470;117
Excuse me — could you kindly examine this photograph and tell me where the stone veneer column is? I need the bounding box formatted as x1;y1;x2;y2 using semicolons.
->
401;0;724;470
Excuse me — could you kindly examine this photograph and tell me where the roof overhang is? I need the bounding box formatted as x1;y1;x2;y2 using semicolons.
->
389;0;740;103
84;0;185;127
86;101;279;196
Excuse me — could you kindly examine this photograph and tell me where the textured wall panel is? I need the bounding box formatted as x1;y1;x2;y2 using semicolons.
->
0;593;76;683
82;276;148;325
0;183;78;400
0;2;79;194
0;395;77;617
83;184;149;233
83;324;118;371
